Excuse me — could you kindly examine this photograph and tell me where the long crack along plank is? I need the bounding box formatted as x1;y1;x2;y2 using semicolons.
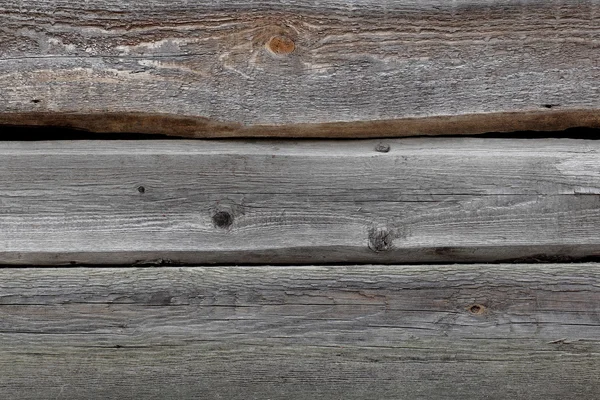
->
2;138;600;265
1;0;600;137
0;264;599;399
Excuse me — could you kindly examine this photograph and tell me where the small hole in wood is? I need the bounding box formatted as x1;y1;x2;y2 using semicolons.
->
137;185;146;194
213;211;234;229
375;143;390;153
31;99;40;104
468;304;486;315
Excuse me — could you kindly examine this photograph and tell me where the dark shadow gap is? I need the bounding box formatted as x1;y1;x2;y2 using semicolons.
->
477;126;600;140
1;125;600;140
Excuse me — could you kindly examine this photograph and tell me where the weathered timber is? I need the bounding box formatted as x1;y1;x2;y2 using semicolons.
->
1;138;600;264
0;264;599;399
1;0;600;137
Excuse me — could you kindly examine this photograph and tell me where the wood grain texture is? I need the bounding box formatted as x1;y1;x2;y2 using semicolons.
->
2;138;600;264
1;0;600;137
0;264;599;399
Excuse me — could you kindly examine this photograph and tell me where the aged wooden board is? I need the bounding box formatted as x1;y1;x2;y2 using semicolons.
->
0;264;598;399
0;0;600;137
1;138;600;264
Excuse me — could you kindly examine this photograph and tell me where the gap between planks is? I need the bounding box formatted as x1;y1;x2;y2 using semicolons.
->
1;109;600;138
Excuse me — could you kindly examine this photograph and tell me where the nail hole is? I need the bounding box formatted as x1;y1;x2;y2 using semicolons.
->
213;211;234;229
468;304;486;315
267;36;295;55
375;143;390;153
31;99;40;104
137;186;146;194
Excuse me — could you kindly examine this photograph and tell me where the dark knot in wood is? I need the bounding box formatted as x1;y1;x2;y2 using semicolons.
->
213;211;234;229
368;227;394;252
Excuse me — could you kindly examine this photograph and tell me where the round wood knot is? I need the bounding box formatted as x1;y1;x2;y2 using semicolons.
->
467;304;487;315
368;227;394;252
267;36;295;55
213;211;234;229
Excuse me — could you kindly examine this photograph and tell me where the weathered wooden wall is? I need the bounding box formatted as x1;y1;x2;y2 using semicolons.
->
0;264;598;399
1;0;600;137
2;0;600;397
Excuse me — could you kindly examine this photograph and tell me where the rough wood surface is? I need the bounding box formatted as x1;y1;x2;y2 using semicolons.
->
1;0;600;137
0;264;599;399
2;138;600;265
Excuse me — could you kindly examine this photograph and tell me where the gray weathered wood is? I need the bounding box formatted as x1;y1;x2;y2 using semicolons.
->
2;138;600;264
0;138;600;265
1;0;600;137
0;264;599;399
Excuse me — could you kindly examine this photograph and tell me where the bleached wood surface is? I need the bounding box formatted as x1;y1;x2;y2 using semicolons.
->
1;138;600;264
1;0;599;137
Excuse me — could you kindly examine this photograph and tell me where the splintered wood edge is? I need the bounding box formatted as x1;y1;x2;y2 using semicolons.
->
1;108;598;138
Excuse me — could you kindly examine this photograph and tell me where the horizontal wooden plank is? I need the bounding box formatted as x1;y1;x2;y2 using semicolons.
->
2;138;600;264
1;1;600;137
0;264;599;399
